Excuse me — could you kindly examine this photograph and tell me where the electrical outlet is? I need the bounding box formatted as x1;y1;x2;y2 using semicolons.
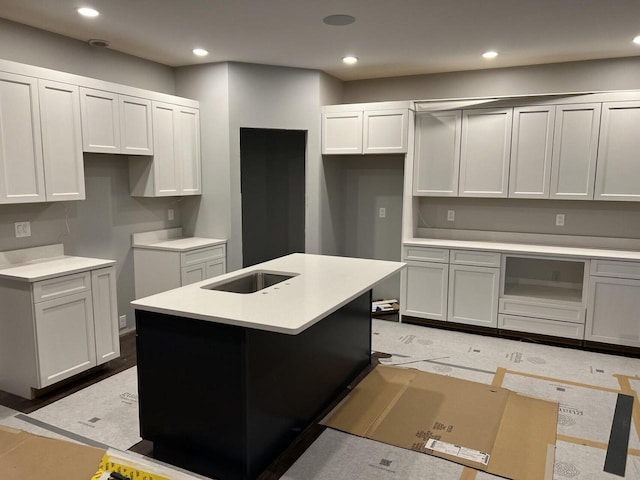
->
555;214;565;227
119;315;127;329
447;210;455;222
14;221;31;238
168;209;174;221
379;207;386;218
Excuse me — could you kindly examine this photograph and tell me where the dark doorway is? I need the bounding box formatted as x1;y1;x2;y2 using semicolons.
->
240;128;306;267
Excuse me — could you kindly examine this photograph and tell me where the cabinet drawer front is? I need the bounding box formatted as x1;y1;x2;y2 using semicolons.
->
450;249;501;267
33;272;91;303
498;314;585;340
499;297;585;323
181;245;226;266
402;246;449;263
591;259;640;279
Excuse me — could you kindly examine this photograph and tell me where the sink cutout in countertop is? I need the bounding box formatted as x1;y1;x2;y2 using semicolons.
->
202;270;298;294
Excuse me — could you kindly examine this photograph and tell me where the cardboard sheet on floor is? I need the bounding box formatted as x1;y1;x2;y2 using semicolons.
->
0;425;104;480
322;365;558;480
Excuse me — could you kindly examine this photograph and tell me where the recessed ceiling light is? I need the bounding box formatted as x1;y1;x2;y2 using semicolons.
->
633;35;640;45
482;51;499;59
323;14;356;26
193;48;209;56
77;7;99;17
342;56;358;65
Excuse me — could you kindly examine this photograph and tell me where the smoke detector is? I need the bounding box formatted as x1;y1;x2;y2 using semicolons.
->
88;38;110;48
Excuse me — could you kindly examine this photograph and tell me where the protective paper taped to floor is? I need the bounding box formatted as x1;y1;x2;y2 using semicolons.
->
322;365;558;480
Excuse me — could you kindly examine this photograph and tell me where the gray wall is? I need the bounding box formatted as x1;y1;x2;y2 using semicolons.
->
343;57;640;103
341;155;405;300
0;21;179;330
177;62;333;271
0;18;175;93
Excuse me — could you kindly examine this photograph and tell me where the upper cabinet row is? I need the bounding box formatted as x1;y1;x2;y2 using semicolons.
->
414;101;640;201
0;67;200;205
321;107;409;155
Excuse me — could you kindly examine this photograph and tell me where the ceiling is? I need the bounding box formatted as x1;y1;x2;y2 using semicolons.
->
1;0;639;81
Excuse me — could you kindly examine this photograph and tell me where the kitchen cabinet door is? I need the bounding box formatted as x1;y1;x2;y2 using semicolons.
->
586;276;640;347
322;111;363;154
120;95;153;155
550;103;601;200
448;264;499;327
181;263;207;285
459;108;512;197
363;109;408;154
177;105;201;194
594;101;640;201
91;267;120;364
34;291;96;388
0;72;46;203
413;111;461;196
206;258;226;278
151;101;181;195
80;87;121;154
509;106;554;199
402;261;448;321
38;80;85;201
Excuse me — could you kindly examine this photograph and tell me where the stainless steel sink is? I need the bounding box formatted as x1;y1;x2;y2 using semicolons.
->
202;270;297;293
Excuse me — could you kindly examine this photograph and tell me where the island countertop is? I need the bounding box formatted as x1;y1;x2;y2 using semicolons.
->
131;253;405;334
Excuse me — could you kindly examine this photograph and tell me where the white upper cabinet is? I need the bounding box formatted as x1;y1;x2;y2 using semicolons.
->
0;72;46;204
38;80;85;202
594;101;640;201
322;105;409;155
550;103;601;200
80;87;153;155
322;111;363;154
413;110;461;196
80;88;120;153
509;106;555;199
363;109;408;154
177;105;201;194
119;95;154;155
129;101;201;197
459;108;513;197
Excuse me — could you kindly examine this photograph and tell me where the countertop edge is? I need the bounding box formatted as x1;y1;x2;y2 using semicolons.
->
403;238;640;260
0;258;116;282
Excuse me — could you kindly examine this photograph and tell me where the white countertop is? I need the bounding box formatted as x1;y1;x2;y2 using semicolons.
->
131;253;405;334
404;237;640;261
0;255;115;282
132;236;226;252
131;228;226;252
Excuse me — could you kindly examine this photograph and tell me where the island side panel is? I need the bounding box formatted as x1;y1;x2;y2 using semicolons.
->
135;311;249;480
244;290;373;479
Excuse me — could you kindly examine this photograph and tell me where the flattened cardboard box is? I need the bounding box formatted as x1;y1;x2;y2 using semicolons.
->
0;425;105;480
323;365;558;480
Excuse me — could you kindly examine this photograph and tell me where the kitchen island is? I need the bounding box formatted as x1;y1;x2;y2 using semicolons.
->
131;253;405;480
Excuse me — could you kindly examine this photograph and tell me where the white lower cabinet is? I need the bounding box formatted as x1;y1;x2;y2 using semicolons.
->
586;260;640;347
448;263;500;327
0;266;119;398
403;261;449;321
134;243;226;298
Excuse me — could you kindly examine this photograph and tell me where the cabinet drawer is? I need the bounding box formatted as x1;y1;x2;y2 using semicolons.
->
450;249;501;267
181;245;226;267
499;297;585;323
402;246;449;263
33;271;91;303
498;314;585;340
591;259;640;279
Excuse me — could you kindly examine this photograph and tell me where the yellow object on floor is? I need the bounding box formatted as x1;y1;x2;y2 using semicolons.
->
92;453;170;480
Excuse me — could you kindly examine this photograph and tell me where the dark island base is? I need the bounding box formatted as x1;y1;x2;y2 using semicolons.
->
135;291;372;480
